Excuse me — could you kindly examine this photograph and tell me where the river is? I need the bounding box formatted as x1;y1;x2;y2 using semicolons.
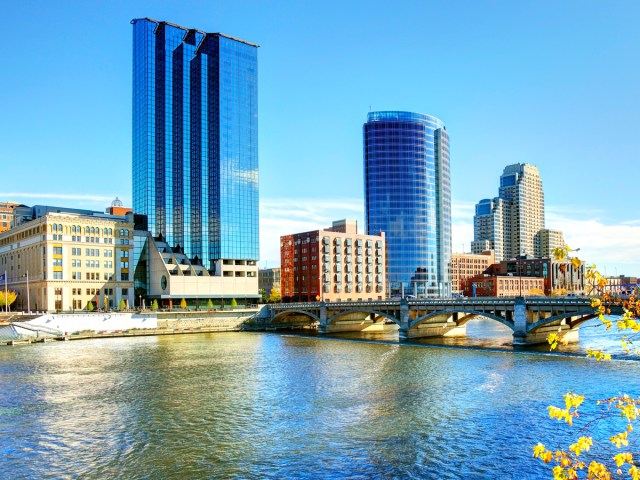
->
1;318;638;479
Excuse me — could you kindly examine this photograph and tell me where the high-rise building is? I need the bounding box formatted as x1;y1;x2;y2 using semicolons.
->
499;163;545;259
471;198;504;261
364;111;451;297
473;163;545;261
131;18;259;280
534;228;565;258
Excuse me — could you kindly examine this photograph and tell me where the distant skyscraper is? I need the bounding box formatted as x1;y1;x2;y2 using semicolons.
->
131;18;259;272
473;163;545;261
471;197;504;261
499;163;544;259
364;111;451;297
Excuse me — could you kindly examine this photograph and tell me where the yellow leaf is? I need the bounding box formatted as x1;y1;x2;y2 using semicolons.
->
569;436;592;456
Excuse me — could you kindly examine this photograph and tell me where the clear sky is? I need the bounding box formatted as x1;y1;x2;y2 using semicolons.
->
1;0;638;276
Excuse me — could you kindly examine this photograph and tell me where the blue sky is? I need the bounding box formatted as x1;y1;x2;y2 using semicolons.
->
1;0;638;275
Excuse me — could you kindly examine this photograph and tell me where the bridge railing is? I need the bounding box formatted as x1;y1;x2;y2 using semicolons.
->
271;296;593;311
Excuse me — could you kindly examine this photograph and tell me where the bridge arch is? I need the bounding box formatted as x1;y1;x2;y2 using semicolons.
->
326;309;400;326
527;312;598;333
271;310;320;325
409;309;514;332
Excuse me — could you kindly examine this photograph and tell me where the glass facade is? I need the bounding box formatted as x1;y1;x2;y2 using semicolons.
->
132;18;259;272
364;111;451;298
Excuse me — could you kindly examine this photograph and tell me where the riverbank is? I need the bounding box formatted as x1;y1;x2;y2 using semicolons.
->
0;309;260;346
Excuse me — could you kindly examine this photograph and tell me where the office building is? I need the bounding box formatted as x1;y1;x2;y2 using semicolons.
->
499;163;545;259
463;274;545;298
450;250;495;296
0;202;30;234
280;220;386;302
364;111;451;297
471;198;504;261
131;18;259;300
259;267;281;300
473;163;547;261
534;228;565;258
0;205;134;312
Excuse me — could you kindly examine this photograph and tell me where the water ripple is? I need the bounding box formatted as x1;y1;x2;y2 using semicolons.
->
1;330;638;479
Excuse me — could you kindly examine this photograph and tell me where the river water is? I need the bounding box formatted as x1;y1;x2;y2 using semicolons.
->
1;318;638;479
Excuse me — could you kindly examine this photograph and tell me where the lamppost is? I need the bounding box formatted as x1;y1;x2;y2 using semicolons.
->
518;254;524;298
25;271;30;313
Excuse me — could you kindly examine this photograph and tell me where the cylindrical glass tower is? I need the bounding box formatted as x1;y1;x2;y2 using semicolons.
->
364;111;451;298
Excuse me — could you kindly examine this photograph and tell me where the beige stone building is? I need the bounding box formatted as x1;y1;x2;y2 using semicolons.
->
534;228;565;258
0;211;134;312
134;231;259;308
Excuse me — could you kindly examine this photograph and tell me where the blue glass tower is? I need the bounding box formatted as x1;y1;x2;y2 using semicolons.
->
364;111;451;297
132;18;259;271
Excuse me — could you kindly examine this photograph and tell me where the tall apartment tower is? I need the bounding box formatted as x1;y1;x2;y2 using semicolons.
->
364;111;451;298
473;163;545;261
131;18;259;274
499;163;544;259
471;197;504;261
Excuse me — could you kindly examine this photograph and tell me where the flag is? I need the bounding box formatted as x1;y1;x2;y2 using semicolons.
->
0;273;5;282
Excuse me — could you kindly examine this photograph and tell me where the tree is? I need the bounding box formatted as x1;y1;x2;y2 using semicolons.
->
259;288;266;303
230;298;238;308
104;296;109;311
119;299;126;310
0;290;17;309
529;288;546;297
267;288;282;304
534;247;640;478
180;298;187;310
207;299;214;309
151;299;158;311
87;301;94;312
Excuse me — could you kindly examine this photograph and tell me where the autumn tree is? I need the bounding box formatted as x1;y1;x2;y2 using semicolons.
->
87;301;95;311
180;298;187;309
267;288;282;304
230;298;238;308
151;299;158;311
0;290;17;310
207;299;213;309
119;299;126;310
534;247;640;478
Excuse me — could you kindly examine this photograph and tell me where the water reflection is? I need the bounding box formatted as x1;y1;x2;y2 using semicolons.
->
0;323;637;479
325;316;636;360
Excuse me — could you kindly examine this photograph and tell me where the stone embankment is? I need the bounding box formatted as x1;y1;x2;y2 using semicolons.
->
0;309;260;346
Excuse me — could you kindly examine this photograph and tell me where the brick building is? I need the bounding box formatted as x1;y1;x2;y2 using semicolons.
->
281;220;385;302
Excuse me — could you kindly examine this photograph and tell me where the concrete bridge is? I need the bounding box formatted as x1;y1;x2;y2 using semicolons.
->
262;297;597;346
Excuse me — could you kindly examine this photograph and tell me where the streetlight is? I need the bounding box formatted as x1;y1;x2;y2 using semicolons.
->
25;271;30;313
518;254;524;298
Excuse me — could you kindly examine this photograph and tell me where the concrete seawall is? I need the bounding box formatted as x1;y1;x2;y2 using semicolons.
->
0;309;259;345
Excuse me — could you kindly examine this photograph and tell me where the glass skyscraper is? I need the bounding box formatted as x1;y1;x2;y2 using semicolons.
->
132;18;258;272
364;111;451;298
